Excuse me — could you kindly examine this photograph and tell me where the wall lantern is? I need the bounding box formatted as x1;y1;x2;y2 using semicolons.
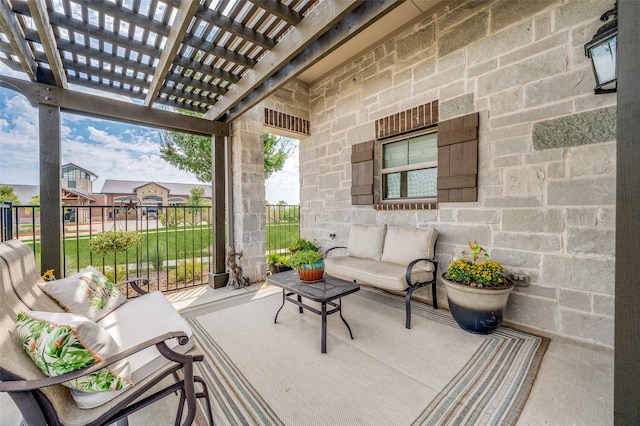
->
584;3;617;94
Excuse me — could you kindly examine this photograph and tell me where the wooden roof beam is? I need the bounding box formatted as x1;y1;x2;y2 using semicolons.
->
204;0;363;122
222;0;404;122
256;0;304;25
144;1;199;106
0;75;229;136
196;7;276;50
27;0;68;88
0;1;37;81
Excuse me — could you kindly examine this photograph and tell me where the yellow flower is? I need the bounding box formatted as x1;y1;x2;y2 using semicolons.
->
42;269;56;281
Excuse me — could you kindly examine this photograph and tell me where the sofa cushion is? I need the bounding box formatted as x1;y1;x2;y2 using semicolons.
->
72;291;195;409
39;266;127;322
381;226;438;266
325;256;434;292
15;311;132;392
347;224;386;261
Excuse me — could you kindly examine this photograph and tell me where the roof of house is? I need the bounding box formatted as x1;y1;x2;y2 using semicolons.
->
62;163;98;178
0;184;39;205
100;180;212;198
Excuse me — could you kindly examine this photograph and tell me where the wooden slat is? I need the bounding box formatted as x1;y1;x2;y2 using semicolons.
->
351;184;373;196
145;1;200;106
0;2;37;81
28;0;68;88
437;175;477;189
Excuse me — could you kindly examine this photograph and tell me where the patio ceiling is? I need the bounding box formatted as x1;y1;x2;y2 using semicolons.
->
0;0;450;124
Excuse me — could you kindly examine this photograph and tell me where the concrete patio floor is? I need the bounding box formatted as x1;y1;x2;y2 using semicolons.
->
1;283;613;425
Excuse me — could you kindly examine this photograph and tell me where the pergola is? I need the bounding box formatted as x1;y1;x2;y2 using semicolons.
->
0;0;444;284
1;0;640;421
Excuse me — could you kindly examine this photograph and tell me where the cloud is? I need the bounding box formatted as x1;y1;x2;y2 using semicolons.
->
0;84;300;205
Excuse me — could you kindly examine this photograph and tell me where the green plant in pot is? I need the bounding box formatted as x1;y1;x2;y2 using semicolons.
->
442;241;513;334
288;238;318;254
266;253;291;274
287;249;324;283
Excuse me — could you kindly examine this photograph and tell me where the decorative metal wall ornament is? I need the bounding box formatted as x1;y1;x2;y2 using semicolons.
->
584;2;618;94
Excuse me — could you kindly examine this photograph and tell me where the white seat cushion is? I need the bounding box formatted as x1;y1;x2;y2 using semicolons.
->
325;256;434;292
71;291;194;409
347;224;386;261
380;226;438;266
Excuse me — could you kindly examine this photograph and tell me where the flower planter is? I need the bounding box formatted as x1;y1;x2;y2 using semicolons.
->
297;260;325;284
441;274;513;334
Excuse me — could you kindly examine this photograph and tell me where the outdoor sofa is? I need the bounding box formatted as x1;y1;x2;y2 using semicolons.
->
0;239;213;425
324;223;439;329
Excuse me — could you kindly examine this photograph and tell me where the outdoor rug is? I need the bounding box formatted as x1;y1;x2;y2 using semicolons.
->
181;286;549;426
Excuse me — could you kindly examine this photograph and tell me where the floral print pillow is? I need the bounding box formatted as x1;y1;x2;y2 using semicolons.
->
38;266;127;321
16;311;132;392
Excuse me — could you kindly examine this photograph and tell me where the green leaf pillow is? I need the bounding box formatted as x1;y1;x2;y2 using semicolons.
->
39;266;126;321
16;311;132;392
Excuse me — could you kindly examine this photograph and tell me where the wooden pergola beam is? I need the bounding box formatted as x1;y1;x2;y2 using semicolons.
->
204;0;363;122
144;1;199;106
0;75;229;137
27;0;68;88
0;1;37;81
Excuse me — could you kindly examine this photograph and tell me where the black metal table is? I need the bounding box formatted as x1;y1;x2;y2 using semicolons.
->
267;270;360;353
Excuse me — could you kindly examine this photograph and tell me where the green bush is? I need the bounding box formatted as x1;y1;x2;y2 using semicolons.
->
90;231;143;256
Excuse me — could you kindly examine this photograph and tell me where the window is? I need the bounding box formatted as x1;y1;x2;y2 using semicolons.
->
381;131;437;201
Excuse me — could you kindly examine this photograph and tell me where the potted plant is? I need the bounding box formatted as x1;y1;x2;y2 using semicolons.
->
288;238;318;254
287;249;324;283
441;241;513;334
267;253;291;274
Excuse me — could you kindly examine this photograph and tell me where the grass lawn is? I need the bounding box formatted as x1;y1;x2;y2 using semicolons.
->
266;221;300;252
28;227;214;273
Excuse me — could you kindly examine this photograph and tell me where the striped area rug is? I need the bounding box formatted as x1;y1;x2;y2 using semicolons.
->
183;286;548;426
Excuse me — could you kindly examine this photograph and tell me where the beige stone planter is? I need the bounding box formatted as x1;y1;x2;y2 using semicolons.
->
442;274;513;334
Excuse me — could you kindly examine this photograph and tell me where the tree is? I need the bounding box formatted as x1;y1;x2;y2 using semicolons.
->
160;121;295;181
0;186;19;204
263;133;295;179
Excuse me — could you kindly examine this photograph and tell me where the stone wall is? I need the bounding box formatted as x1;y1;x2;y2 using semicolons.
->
230;81;310;283
298;0;616;347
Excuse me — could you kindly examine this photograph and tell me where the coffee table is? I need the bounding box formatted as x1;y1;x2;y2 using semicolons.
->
267;270;360;353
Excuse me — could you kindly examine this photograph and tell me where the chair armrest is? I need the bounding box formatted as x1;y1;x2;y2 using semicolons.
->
405;258;438;287
0;331;193;392
324;246;347;257
118;278;149;295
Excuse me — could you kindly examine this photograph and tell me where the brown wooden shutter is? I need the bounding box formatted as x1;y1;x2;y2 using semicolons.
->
437;112;479;202
351;140;375;205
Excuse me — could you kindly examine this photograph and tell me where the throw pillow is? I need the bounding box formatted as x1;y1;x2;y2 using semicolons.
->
16;310;132;392
38;266;126;321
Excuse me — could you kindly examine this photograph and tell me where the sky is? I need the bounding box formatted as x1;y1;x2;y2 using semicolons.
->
0;64;300;205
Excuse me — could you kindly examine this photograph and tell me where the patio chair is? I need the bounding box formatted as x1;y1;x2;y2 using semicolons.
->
0;239;214;425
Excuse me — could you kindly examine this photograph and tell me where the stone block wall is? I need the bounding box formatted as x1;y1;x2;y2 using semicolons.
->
231;81;310;283
298;0;616;347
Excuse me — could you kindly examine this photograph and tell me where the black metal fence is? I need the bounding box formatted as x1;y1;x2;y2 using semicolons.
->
0;202;12;241
265;204;300;254
4;203;301;295
9;204;214;296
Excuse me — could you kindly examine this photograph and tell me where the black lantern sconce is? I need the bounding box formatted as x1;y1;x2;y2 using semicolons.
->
584;3;617;94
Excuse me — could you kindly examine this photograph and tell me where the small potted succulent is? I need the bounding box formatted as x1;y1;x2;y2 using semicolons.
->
441;241;513;334
287;249;324;283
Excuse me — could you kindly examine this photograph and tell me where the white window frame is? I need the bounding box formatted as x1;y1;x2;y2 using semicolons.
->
380;128;438;202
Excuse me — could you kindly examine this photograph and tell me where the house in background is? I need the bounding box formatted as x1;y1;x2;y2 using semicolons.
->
1;163;106;224
99;180;212;220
